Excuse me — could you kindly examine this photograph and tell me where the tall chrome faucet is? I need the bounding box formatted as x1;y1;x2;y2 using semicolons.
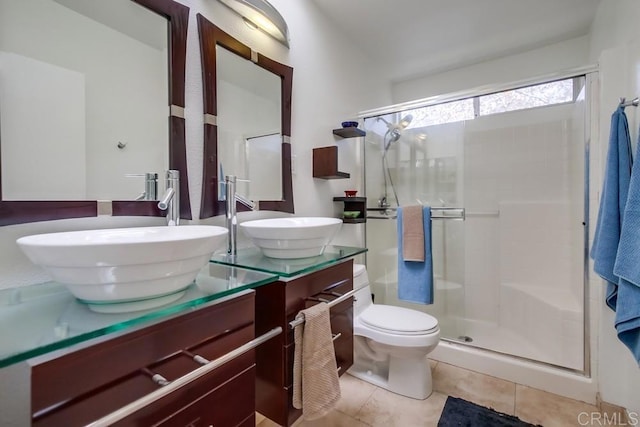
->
225;175;256;256
158;170;180;226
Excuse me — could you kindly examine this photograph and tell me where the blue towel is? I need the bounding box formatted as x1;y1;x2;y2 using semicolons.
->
397;206;433;304
590;106;633;310
613;138;640;364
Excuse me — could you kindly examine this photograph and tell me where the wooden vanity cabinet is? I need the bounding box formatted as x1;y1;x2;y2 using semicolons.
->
31;292;257;427
254;260;354;426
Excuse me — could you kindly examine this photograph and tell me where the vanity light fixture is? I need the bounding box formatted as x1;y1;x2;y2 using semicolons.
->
217;0;290;47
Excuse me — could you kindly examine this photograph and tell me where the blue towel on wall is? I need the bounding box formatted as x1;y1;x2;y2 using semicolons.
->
590;106;633;310
397;206;434;304
614;138;640;364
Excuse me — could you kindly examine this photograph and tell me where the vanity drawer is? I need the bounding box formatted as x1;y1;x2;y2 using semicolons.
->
284;260;352;318
32;293;256;426
151;364;256;427
33;351;253;427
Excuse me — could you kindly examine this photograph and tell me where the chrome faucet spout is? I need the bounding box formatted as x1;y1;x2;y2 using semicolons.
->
157;187;175;210
225;175;256;256
158;170;180;226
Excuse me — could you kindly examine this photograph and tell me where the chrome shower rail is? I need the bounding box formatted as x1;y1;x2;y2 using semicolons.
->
366;206;466;220
86;326;283;427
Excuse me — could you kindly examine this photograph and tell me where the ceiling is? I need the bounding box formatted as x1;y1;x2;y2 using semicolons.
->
310;0;601;83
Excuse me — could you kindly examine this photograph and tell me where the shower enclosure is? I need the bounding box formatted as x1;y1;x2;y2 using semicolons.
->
361;74;590;372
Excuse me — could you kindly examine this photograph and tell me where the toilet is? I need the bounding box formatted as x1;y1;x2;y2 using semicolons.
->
348;264;440;400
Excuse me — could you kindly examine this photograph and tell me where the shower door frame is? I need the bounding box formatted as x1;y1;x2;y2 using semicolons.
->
358;65;598;377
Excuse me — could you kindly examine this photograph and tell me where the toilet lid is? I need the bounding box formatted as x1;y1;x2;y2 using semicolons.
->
353;264;366;278
360;304;438;334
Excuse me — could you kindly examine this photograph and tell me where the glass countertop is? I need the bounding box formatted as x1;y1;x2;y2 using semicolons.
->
210;245;367;277
0;264;278;368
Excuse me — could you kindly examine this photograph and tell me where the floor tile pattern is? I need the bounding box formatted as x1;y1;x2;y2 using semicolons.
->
257;360;621;427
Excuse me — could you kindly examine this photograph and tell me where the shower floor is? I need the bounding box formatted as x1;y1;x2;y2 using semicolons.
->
441;316;582;370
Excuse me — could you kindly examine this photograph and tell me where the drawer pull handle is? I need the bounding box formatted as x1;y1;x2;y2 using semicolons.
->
151;374;170;387
336;366;342;373
320;291;343;298
86;327;283;427
306;296;331;303
332;333;342;342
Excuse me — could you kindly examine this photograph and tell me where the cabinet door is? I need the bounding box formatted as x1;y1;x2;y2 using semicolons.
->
330;306;354;375
255;260;354;426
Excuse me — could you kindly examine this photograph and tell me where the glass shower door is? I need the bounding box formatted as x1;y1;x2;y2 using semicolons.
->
363;112;468;342
362;74;587;370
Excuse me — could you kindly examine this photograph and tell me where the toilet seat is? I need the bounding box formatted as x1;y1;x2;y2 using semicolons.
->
360;304;439;335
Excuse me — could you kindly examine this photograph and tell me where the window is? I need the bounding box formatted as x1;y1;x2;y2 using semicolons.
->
479;79;574;116
410;98;474;128
372;77;580;132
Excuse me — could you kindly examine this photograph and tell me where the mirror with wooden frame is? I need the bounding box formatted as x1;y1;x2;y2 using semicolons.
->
197;14;293;218
0;0;191;225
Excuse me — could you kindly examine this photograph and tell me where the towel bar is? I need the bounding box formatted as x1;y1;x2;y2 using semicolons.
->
86;326;283;427
289;285;368;329
619;97;639;107
367;206;465;220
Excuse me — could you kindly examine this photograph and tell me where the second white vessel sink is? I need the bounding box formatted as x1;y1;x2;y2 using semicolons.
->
17;225;227;313
239;217;342;259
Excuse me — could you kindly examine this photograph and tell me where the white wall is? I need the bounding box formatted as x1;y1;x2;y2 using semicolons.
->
589;0;640;414
0;0;390;287
391;35;591;104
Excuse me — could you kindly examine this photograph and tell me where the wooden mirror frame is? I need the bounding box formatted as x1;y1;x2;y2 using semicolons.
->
197;14;294;218
0;0;191;226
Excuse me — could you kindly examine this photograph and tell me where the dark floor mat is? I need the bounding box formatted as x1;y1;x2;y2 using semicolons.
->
437;396;542;427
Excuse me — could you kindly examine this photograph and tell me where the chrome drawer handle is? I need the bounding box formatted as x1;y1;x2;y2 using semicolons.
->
86;327;282;427
305;296;331;303
320;291;343;298
332;333;342;342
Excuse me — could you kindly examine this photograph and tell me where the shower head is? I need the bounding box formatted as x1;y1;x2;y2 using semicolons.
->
377;114;413;133
381;113;413;150
397;114;413;130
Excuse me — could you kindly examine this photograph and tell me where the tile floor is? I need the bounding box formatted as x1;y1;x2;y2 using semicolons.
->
256;360;627;427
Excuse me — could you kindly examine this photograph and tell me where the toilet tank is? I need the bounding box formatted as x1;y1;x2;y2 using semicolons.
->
353;264;373;316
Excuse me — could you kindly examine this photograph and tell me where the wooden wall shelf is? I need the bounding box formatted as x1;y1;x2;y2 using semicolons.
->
333;197;366;223
333;127;366;138
313;146;350;179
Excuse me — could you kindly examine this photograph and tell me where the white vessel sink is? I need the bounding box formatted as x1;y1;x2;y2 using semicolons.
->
17;226;227;313
239;217;342;259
